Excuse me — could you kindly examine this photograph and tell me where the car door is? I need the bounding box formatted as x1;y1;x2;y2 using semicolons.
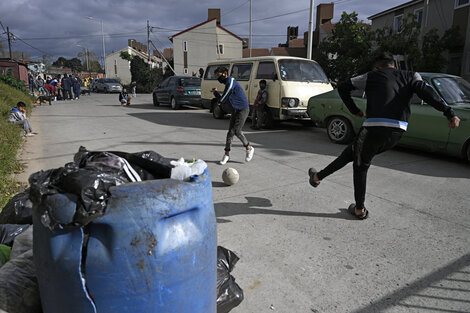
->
156;78;170;103
250;61;280;109
166;77;177;103
230;63;253;101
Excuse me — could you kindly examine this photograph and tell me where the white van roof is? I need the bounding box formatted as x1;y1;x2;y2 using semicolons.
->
206;56;319;66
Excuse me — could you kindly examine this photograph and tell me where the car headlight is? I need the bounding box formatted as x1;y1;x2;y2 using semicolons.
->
282;97;299;108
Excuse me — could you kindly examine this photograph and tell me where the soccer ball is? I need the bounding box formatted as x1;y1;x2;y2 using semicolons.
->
222;168;239;186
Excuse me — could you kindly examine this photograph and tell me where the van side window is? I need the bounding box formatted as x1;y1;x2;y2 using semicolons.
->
231;63;253;81
204;64;230;80
256;62;276;79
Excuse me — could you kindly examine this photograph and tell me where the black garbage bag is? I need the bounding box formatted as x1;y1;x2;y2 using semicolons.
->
0;189;33;224
29;146;174;230
0;224;30;246
217;246;244;313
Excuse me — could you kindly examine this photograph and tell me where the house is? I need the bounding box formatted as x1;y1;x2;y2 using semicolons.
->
368;0;470;81
0;58;28;86
105;40;162;85
169;9;243;76
242;48;270;58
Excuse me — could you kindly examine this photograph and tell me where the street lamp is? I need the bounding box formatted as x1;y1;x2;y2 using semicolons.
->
86;16;106;77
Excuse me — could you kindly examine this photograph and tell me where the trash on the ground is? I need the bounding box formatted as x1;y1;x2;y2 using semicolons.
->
29;146;206;230
0;189;33;224
0;227;41;313
0;224;30;247
217;246;244;313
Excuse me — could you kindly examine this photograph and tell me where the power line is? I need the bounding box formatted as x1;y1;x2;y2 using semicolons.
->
224;8;310;27
11;33;52;56
222;0;250;17
20;30;146;41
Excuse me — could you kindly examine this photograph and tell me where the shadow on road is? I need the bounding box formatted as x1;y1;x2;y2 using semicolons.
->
214;196;357;223
353;253;470;313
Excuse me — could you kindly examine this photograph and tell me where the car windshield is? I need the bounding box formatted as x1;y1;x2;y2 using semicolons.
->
179;77;200;87
278;59;329;83
432;76;470;105
103;79;119;83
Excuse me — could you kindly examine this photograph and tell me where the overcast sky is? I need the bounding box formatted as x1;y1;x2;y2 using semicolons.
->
0;0;406;63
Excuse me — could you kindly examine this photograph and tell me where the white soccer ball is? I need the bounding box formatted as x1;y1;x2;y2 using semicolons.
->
222;168;239;186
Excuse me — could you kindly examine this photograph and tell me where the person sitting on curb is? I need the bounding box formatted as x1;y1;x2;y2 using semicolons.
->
7;102;37;137
119;88;132;106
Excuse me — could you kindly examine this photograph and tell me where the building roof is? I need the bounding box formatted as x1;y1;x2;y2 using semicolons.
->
163;48;173;59
242;48;270;58
288;38;305;48
270;47;307;58
170;18;243;41
368;0;423;20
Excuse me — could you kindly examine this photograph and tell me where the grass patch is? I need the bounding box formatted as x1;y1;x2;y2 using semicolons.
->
0;82;33;209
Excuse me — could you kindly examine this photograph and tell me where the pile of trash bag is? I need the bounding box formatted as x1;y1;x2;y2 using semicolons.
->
217;246;244;313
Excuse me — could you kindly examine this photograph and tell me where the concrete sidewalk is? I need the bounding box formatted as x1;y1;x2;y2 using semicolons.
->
18;93;470;313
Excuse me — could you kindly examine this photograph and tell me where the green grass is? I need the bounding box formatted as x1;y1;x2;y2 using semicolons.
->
0;82;33;209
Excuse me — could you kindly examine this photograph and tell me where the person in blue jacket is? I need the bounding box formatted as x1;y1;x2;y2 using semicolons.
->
213;66;254;165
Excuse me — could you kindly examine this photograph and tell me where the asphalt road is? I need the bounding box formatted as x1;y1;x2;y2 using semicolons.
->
19;93;470;313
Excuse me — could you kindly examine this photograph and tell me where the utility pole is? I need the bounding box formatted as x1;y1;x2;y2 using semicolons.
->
147;20;151;69
249;0;252;57
307;0;314;60
7;27;12;60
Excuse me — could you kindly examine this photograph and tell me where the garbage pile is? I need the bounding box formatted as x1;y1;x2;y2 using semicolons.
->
0;147;243;313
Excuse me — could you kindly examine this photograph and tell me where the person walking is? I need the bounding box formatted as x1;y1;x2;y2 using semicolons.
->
250;79;268;130
131;82;137;98
72;75;81;100
213;66;254;165
308;52;460;219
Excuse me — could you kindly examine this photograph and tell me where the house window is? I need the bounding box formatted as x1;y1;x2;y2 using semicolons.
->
217;44;224;55
183;41;188;52
414;8;423;26
394;14;404;33
183;68;188;74
455;0;470;8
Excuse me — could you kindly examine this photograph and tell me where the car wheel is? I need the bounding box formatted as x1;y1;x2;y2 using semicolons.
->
170;97;180;110
326;116;354;144
153;93;159;106
213;105;225;119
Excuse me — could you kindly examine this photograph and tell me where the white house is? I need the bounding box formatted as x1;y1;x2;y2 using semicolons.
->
170;9;243;76
105;42;162;85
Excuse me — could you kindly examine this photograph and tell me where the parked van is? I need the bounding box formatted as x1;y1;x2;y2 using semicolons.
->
201;56;333;127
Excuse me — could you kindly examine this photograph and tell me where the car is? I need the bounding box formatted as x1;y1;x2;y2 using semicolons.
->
152;76;201;110
93;78;123;93
307;72;470;162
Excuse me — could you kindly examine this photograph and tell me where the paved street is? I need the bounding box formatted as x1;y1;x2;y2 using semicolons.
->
19;93;470;313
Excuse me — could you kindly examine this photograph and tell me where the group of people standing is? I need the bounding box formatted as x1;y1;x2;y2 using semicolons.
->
29;72;82;101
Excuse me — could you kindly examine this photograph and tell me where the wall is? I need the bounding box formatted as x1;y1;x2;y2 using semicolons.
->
105;48;132;85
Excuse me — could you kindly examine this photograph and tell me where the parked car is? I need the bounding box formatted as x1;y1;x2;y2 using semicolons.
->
93;78;123;93
152;76;201;110
201;56;333;127
307;72;470;162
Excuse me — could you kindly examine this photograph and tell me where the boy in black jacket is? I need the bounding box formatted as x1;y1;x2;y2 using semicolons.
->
308;52;460;219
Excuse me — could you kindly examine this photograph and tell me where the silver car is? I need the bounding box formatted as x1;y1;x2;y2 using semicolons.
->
93;78;123;93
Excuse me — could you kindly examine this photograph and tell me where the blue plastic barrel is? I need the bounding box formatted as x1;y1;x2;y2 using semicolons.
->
33;170;216;313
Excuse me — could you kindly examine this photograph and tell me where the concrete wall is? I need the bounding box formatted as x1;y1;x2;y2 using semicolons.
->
215;26;243;60
106;48;132;85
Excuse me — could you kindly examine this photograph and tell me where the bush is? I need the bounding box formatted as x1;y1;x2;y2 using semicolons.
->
130;57;164;93
0;74;28;93
0;83;33;209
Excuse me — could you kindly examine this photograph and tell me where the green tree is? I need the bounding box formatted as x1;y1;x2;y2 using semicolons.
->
130;56;163;93
317;12;373;82
119;51;133;62
52;56;67;67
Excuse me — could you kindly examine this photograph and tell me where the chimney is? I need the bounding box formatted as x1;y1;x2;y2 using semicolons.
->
208;8;221;25
316;3;334;28
287;26;299;44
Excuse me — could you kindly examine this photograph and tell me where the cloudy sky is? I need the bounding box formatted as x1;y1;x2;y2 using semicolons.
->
0;0;406;64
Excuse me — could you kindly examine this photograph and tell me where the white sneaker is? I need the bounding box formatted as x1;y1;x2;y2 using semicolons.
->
245;147;254;162
219;155;230;165
25;133;36;137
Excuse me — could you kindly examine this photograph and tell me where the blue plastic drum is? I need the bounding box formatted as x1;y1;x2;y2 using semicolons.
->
33;170;216;313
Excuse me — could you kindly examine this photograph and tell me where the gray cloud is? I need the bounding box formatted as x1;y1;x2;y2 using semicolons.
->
0;0;405;62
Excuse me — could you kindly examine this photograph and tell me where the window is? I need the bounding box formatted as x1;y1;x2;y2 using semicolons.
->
183;41;188;52
394;14;404;33
160;77;170;87
455;0;470;8
278;59;329;83
256;62;276;79
231;63;253;81
217;44;224;55
414;8;423;26
204;64;230;80
183;68;188;74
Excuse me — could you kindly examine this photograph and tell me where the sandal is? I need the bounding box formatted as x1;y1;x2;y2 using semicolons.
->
308;168;320;188
348;204;369;220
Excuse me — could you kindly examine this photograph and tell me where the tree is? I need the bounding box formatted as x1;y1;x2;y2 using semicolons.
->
52;57;67;67
163;58;174;79
130;56;163;92
119;51;133;62
317;12;373;82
